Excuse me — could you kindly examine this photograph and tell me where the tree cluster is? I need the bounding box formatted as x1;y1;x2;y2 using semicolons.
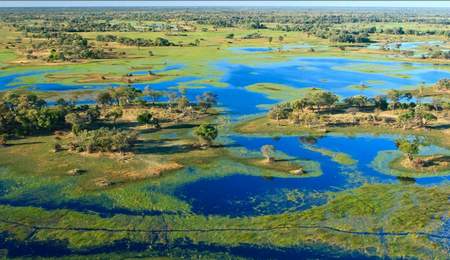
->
69;127;137;153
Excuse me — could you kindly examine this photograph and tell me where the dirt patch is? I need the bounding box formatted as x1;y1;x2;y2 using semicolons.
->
123;161;183;179
398;155;450;174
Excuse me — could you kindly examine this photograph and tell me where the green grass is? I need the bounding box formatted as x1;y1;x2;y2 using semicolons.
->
246;83;316;101
304;145;357;166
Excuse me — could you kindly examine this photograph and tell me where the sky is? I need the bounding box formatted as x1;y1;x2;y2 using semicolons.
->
1;1;450;8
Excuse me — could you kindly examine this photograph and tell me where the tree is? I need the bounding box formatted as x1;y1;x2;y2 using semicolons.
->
197;92;218;113
96;92;114;106
307;91;339;111
167;92;178;109
269;104;290;122
398;109;415;128
344;95;371;109
70;128;137;153
436;78;449;90
373;95;388;110
387;89;401;110
86;106;101;122
398;106;437;128
225;33;234;39
144;87;163;104
137;111;160;128
110;86;142;106
261;144;275;163
0;101;18;134
65;112;89;134
105;108;123;125
395;137;422;162
174;96;189;113
194;123;218;147
414;105;437;127
292;98;309;112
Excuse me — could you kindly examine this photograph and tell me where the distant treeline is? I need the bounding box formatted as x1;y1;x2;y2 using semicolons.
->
96;34;175;47
1;8;448;36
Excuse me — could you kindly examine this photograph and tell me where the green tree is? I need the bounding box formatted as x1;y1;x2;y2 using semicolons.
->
373;95;388;110
414;105;437;127
65;112;89;134
395;137;423;162
387;89;401;110
105;108;123;125
70;128;137;153
307;91;339;111
344;95;371;109
398;109;415;128
225;33;234;39
269;104;290;122
291;98;309;112
194;123;218;147
96;92;114;106
137;111;160;128
110;86;142;106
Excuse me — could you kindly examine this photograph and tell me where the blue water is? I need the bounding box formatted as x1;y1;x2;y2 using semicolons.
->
217;57;450;97
131;64;185;75
135;76;276;117
229;47;273;53
1;57;449;118
175;134;450;216
140;57;450;118
367;41;444;51
229;44;313;53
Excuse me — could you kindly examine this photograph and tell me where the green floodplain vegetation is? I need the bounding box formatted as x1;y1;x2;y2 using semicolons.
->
0;7;449;259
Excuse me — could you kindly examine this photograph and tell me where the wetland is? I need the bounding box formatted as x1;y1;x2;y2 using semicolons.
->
0;5;449;259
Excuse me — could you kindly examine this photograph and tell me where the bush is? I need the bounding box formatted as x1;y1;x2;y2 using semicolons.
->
194;123;218;146
69;128;137;153
137;111;160;128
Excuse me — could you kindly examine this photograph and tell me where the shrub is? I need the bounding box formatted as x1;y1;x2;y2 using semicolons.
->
69;128;137;153
137;111;160;128
194;123;218;146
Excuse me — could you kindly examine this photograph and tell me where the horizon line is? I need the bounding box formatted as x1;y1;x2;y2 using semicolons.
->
1;1;450;8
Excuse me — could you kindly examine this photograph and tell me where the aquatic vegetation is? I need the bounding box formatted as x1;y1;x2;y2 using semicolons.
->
0;183;448;258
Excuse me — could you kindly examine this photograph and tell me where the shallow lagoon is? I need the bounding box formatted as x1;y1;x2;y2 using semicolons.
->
367;41;444;51
175;135;450;217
